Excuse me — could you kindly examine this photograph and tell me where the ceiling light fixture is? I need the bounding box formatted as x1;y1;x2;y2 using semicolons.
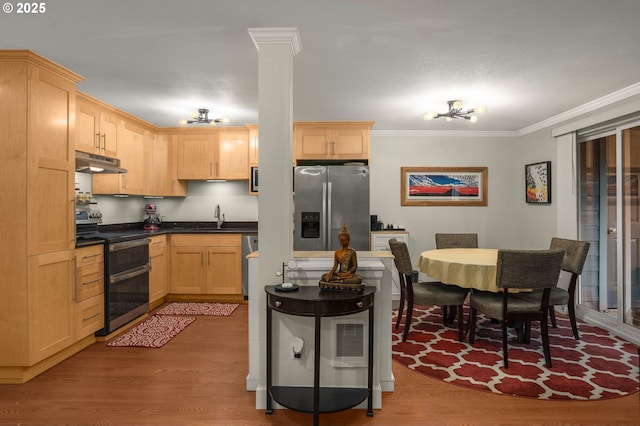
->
178;108;229;126
423;100;486;123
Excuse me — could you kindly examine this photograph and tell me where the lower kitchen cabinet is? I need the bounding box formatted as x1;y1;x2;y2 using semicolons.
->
170;234;242;295
74;244;105;340
149;234;169;305
27;250;76;364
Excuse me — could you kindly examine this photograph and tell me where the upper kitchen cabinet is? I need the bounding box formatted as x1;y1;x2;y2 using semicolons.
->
173;127;249;180
248;124;259;166
76;92;120;158
293;121;374;163
0;51;80;257
153;133;187;197
92;115;156;196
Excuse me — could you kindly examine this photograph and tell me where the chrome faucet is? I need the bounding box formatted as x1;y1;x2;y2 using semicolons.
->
214;204;225;229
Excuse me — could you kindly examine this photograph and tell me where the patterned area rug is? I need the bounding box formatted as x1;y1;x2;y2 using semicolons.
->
155;302;239;316
392;305;639;400
107;315;195;348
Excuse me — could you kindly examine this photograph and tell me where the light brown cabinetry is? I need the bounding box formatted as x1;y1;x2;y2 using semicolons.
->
293;121;373;163
149;235;169;306
92;118;155;195
27;250;76;364
174;127;249;180
74;244;105;339
0;51;83;383
170;234;242;295
248;124;259;166
153;134;187;196
76;93;120;158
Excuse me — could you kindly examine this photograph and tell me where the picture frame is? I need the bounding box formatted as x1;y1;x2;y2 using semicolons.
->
400;166;488;206
525;161;551;204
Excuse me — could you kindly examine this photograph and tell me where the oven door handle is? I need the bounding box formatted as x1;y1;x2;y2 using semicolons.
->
109;238;151;252
110;263;150;284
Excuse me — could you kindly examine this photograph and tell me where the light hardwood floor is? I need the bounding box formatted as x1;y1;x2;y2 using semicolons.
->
0;304;638;425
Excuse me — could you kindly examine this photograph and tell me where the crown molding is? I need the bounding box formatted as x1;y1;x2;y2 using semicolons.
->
371;129;518;138
519;82;640;136
248;28;302;55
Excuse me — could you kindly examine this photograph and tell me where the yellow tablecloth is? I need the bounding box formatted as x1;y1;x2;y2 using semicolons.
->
417;248;499;292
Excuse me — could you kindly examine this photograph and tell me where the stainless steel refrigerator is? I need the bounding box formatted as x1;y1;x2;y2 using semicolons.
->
294;165;370;251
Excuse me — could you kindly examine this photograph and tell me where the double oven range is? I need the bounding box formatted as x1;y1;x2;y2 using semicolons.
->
76;221;150;335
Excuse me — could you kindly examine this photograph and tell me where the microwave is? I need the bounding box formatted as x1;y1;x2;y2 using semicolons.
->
251;166;258;193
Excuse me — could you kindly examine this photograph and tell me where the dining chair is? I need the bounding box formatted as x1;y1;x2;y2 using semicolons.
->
435;233;478;249
539;238;590;339
389;238;469;342
467;249;565;368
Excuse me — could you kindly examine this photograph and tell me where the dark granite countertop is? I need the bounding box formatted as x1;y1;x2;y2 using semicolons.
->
75;221;258;248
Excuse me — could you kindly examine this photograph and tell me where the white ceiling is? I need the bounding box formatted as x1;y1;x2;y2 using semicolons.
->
2;0;640;132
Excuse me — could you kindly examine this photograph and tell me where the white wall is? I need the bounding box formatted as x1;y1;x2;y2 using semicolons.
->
369;132;544;263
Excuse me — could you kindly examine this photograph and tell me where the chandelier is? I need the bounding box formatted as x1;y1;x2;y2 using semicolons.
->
179;108;229;126
423;100;486;123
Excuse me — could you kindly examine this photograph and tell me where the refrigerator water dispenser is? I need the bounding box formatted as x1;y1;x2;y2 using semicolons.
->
301;212;320;238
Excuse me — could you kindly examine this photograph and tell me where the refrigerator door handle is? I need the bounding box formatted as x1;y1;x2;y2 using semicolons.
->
326;181;332;250
322;182;328;249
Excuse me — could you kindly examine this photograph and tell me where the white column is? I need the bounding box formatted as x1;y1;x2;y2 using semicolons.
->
246;28;301;406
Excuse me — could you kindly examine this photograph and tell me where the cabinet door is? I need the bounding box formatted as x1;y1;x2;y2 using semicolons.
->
149;236;169;304
99;110;119;158
27;250;75;364
177;134;215;179
76;97;100;154
27;65;75;255
248;124;259;165
332;127;369;160
207;245;242;294
170;246;207;293
119;121;149;194
217;129;249;179
295;127;332;159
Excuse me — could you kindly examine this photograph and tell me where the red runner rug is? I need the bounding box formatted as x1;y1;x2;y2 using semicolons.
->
154;302;239;316
107;315;195;348
392;305;639;400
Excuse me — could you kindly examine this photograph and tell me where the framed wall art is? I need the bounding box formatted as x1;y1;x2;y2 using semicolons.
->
400;166;488;206
525;161;551;204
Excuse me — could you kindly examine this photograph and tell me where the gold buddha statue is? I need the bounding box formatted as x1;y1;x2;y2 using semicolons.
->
321;224;362;284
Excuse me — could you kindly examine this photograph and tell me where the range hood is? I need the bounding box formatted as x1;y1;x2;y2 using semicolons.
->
75;151;127;174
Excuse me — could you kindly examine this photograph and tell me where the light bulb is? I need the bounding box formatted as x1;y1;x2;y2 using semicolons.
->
178;119;188;126
475;105;487;113
451;100;462;110
445;116;453;122
220;117;230;124
423;111;436;121
469;116;478;123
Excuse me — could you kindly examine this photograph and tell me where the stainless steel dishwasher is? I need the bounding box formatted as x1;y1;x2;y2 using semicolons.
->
242;234;258;300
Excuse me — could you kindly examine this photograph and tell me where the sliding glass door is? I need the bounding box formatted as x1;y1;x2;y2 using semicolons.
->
578;124;640;331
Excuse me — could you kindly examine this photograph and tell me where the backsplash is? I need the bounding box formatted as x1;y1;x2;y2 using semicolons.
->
76;173;258;225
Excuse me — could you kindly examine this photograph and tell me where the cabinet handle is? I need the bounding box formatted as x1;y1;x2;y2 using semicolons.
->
82;254;101;260
83;278;101;285
83;312;101;321
73;256;78;302
274;300;282;308
95;133;100;149
101;133;106;150
356;301;364;309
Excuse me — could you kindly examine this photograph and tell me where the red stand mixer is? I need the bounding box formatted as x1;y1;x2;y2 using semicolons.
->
143;204;161;231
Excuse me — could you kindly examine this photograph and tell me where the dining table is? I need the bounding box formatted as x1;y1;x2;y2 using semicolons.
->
417;248;500;292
